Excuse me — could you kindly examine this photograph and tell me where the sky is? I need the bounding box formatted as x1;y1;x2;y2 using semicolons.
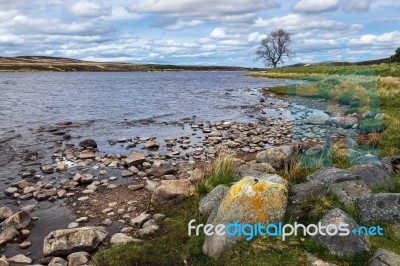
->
0;0;399;67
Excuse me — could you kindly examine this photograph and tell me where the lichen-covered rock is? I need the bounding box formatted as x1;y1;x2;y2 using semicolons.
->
255;145;295;170
43;227;108;256
368;248;400;266
357;193;400;224
349;164;394;190
314;209;370;256
199;185;229;216
151;179;194;205
328;180;371;207
203;174;288;258
306;167;358;184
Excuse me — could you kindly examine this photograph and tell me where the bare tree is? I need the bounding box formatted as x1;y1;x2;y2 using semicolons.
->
256;29;294;68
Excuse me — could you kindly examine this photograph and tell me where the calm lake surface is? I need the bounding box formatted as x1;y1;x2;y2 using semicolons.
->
0;71;290;260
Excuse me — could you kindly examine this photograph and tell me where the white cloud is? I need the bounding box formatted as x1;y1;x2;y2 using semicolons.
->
293;0;339;13
126;0;280;16
165;19;203;30
350;31;400;45
254;14;361;33
69;1;111;18
210;28;228;39
342;0;371;12
247;32;266;42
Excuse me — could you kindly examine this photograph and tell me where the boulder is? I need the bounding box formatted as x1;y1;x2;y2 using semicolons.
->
43;227;108;256
139;225;159;236
147;164;177;178
143;141;160;149
349;164;394;190
308;112;330;125
289;180;327;203
314;208;370;256
250;163;276;174
130;212;152;227
306;167;358;184
67;252;91;266
0;207;13;221
255;145;295;170
0;255;8;266
41;164;55;174
110;233;140;244
380;156;400;175
8;254;32;265
79;139;97;149
1;211;31;230
199;185;229;216
125;151;146;167
24;151;39;161
357;193;400;223
351;154;381;165
48;257;68;266
78;150;96;160
328;180;372;207
335;117;358;128
203;174;288;258
0;227;20;245
368;248;400;266
151;179;194;205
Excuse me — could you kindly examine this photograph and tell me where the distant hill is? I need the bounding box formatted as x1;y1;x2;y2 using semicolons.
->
0;56;259;72
287;58;391;68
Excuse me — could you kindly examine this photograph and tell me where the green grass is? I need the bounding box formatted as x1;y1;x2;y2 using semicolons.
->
248;63;400;78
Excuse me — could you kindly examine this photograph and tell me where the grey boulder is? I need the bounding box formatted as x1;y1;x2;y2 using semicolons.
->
314;208;370;256
349;164;394;190
357;193;400;223
368;248;400;266
43;227;108;256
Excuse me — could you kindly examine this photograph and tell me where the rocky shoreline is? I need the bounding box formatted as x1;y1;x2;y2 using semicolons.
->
0;88;398;265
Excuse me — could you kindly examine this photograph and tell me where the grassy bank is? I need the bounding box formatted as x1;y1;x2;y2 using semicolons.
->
93;147;400;266
253;65;400;157
247;63;400;78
